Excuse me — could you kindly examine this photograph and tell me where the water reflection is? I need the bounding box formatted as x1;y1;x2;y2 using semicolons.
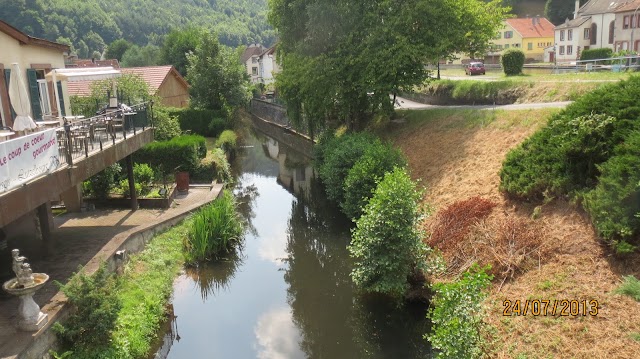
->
155;125;431;358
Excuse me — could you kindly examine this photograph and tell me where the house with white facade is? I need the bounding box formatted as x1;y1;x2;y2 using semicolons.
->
614;0;640;51
240;44;266;84
257;45;279;84
554;0;634;63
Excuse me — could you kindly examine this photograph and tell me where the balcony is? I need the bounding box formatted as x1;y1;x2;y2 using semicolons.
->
0;103;154;228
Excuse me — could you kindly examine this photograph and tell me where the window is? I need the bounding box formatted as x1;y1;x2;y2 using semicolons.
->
505;44;510;49
591;23;597;45
567;45;573;55
37;80;51;116
514;43;520;48
528;42;533;50
504;31;513;39
560;30;565;41
633;14;639;28
584;28;590;39
252;67;258;76
609;21;615;44
624;15;630;29
559;45;565;55
568;29;573;41
252;57;258;64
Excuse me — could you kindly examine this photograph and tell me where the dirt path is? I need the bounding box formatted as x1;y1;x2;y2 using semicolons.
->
387;109;640;358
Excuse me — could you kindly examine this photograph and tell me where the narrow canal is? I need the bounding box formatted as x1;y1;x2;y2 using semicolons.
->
154;125;431;358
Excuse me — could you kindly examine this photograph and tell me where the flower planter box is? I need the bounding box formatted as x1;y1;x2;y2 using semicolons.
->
85;185;177;209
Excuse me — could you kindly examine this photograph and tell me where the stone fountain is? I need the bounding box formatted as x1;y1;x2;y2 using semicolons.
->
2;249;49;331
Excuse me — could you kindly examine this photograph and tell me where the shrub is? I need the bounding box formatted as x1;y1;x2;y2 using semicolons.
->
133;163;154;186
426;265;492;359
183;190;244;263
135;135;207;175
317;132;378;206
53;264;121;350
217;130;238;154
614;275;640;301
191;148;232;184
85;163;122;200
167;108;230;137
500;75;640;200
342;141;407;220
583;131;640;243
119;179;143;198
153;107;181;141
580;48;613;61
349;167;429;299
501;48;525;76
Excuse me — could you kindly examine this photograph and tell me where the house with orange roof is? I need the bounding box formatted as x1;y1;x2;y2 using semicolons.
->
67;65;189;108
488;17;555;62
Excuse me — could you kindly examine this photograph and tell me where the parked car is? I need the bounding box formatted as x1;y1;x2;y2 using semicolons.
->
465;62;486;75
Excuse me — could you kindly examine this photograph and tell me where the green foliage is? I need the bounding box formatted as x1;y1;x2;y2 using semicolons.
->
153;107;182;141
217;130;238;154
580;48;613;61
422;79;516;103
317;132;378;206
53;264;121;351
120;44;161;68
167;107;231;137
85;163;122;200
614;275;640;301
135;135;206;175
349;167;429;299
89;73;151;106
0;0;275;54
583;132;640;243
119;179;143;198
160;26;202;77
500;76;640;200
192;148;233;184
184;190;244;264
270;0;508;130
133;163;154;185
501;48;525;76
545;0;587;25
342;141;407;220
186;30;251;111
105;39;132;62
426;265;493;359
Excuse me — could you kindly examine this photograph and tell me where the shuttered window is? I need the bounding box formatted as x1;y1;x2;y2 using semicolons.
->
26;69;42;121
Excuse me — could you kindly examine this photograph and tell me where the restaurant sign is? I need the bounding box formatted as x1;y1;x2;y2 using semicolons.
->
0;129;60;193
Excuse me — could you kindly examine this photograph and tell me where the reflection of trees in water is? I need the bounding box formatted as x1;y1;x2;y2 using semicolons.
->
284;181;432;358
185;252;245;301
235;183;259;238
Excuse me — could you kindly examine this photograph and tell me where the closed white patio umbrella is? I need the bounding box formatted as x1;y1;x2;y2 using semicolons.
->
9;63;37;131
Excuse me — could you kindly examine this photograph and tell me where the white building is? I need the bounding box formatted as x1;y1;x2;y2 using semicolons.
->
554;0;634;63
257;46;279;84
240;44;266;84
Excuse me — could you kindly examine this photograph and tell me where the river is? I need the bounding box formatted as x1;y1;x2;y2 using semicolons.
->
153;124;432;358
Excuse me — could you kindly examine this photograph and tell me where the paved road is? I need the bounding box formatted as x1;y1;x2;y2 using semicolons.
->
394;96;572;111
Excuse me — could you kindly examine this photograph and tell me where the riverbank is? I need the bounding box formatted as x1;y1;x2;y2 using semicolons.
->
384;108;640;358
0;185;222;359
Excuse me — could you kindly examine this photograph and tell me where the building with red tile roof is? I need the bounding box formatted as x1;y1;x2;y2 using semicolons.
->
487;17;556;63
67;65;189;108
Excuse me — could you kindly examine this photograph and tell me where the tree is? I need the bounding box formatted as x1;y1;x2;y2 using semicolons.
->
501;48;525;75
186;31;250;112
160;27;203;77
120;45;161;67
269;0;507;132
546;0;588;25
105;39;133;62
349;167;429;299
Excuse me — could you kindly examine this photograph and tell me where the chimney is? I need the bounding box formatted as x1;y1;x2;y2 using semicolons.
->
574;0;580;19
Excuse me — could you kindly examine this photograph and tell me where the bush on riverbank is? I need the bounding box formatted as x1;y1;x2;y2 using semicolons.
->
183;190;244;263
135;134;207;175
499;76;640;248
426;264;492;359
315;132;407;220
167;107;231;137
52;221;186;358
349;168;430;298
501;49;525;76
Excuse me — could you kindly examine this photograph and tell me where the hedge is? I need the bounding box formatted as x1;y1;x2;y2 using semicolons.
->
166;108;230;137
580;48;613;61
135;135;207;175
501;49;525;76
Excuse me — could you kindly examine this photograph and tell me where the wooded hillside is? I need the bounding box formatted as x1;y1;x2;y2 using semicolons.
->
0;0;274;57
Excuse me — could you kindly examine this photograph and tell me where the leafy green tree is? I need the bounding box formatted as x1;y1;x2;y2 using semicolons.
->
160;27;203;77
501;48;525;75
269;0;507;132
121;45;161;67
349;167;429;299
186;31;250;111
83;31;107;56
545;0;587;25
105;39;133;62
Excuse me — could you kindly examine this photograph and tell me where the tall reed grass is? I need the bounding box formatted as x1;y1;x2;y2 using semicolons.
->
184;189;244;263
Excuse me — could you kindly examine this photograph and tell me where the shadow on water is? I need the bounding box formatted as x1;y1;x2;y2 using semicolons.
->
152;122;432;358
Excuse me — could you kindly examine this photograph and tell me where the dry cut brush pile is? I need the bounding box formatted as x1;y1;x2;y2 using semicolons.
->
427;196;549;287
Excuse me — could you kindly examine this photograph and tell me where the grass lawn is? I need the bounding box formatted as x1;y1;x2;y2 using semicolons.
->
436;67;636;82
